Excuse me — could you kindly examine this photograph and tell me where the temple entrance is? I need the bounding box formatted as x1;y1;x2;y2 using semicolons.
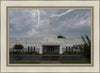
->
43;45;60;54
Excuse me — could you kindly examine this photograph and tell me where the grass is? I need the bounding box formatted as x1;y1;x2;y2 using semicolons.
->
60;60;90;64
10;61;90;64
10;61;40;64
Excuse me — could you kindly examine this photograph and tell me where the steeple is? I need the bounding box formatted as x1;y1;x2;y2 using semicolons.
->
50;17;52;25
44;17;57;40
49;17;52;35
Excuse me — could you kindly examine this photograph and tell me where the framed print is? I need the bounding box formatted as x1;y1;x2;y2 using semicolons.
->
0;0;100;73
7;6;94;66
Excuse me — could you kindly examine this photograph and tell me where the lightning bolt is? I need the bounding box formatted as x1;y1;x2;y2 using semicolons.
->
36;9;40;28
51;9;74;17
35;9;74;29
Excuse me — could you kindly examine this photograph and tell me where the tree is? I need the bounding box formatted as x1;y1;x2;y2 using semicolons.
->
73;45;78;53
81;35;91;61
73;35;91;62
13;44;24;53
57;35;66;39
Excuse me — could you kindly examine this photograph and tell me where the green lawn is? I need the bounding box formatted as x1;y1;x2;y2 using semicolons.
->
10;61;90;64
10;62;40;64
60;60;90;64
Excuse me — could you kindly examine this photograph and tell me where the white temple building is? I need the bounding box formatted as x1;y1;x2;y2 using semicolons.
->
9;17;84;54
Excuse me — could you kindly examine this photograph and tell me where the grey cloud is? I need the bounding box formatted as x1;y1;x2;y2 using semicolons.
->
9;9;91;39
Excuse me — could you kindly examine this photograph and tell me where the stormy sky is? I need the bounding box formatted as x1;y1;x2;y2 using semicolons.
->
9;9;91;39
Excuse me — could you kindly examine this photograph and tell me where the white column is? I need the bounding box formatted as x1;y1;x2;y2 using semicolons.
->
39;47;43;54
59;46;63;54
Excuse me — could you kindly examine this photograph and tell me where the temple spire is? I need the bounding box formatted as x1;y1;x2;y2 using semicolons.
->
45;17;56;39
49;17;52;35
50;17;52;25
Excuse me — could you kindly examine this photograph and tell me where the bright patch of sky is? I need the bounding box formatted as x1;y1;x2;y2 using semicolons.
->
9;9;91;38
